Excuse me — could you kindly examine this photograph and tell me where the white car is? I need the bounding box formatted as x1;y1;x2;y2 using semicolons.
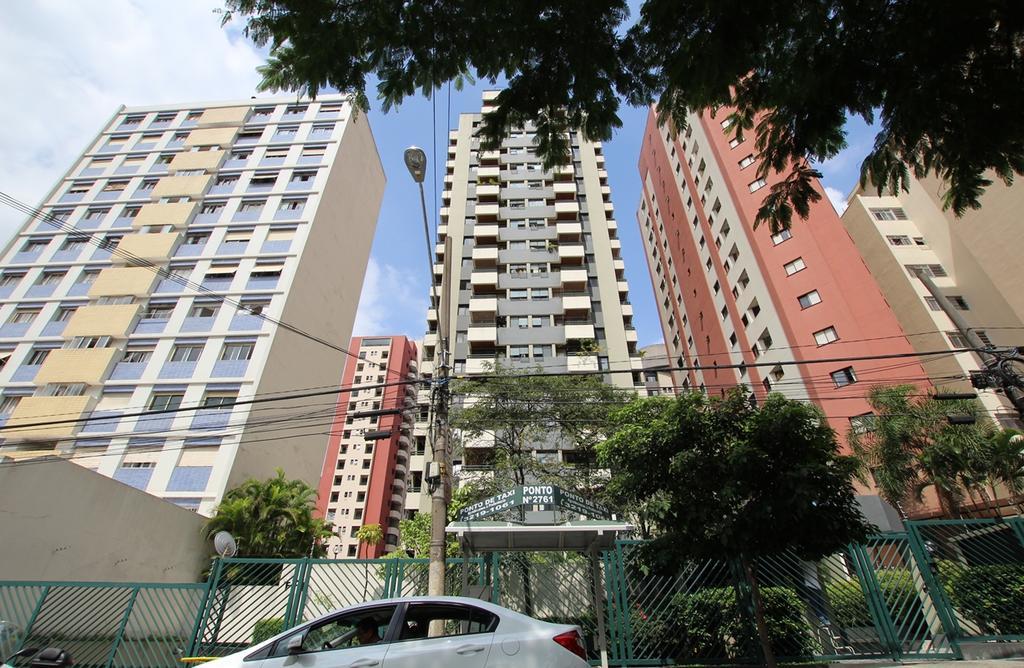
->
202;596;589;668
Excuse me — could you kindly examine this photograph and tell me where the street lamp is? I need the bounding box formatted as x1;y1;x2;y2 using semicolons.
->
405;145;450;598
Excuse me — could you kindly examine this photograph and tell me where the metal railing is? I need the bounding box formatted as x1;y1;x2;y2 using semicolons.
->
1;519;1022;666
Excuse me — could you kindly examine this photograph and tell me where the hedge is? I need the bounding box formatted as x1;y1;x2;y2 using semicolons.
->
824;569;918;628
936;560;1024;635
252;618;284;644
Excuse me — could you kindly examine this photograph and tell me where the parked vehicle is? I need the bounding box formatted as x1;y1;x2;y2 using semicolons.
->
196;596;588;668
2;647;72;668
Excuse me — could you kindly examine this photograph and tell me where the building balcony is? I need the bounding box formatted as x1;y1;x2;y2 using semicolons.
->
553;182;576;197
10;363;40;382
476;184;499;198
3;396;93;440
113;232;179;264
89;267;157;298
562;295;592;311
470;271;498;288
169;150;225;172
65;303;142;339
151;175;212;200
190;408;232;431
473;224;499;241
158;361;198;380
469;297;497;315
565;323;596;340
229;313;264;331
212;359;249;377
556;221;582;240
621;303;633;317
471;246;498;266
557;244;585;263
553;164;574;178
80;410;123;433
554;201;580;218
423;332;438;348
474;203;499;217
568;355;599;372
36;348;118;385
110;361;147;380
560;268;588;288
133;201;196;230
477;166;499;179
468;326;498;343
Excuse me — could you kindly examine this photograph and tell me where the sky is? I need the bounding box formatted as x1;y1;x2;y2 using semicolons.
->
0;1;877;352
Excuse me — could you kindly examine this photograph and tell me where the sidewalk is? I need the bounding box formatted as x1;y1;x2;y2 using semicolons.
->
863;662;1024;667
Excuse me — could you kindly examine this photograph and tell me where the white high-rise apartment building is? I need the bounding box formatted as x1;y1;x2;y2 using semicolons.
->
0;95;384;514
418;91;643;480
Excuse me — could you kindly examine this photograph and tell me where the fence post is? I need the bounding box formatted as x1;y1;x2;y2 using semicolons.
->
282;561;306;629
490;553;500;604
14;585;50;654
613;543;634;663
904;524;963;660
104;587;139;668
292;559;314;625
848;543;901;660
186;559;221;657
1008;517;1024;549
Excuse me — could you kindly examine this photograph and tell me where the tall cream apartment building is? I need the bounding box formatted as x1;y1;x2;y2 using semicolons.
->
0;95;384;514
422;90;644;478
842;175;1024;427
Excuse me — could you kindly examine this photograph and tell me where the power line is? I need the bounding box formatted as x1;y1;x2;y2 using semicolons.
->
0;376;420;433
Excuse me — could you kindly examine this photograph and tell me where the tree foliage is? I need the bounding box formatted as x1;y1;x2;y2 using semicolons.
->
355;523;384;548
450;362;630;496
598;390;870;666
222;0;1024;230
203;468;332;558
848;385;1004;517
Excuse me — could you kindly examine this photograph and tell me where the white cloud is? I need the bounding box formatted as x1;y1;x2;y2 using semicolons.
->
353;258;428;339
0;1;266;240
825;186;849;215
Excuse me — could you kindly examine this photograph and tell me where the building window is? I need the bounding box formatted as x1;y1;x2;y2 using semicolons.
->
738;154;755;169
849;413;875;435
797;290;822;309
830;366;857;388
202;392;237;409
8;309;39;325
170;344;204;362
947;331;970;348
948;296;970;310
905;264;947;278
748;177;767;192
771;229;792;245
783;257;806;275
869;207;907;221
886;235;912;246
923;296;941;311
149;393;184;411
221;341;255;361
813;326;839;346
189;303;218;318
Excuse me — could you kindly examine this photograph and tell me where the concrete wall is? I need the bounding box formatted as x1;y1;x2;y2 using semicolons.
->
0;457;211;582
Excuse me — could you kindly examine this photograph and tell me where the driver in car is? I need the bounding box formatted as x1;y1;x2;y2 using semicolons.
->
355;618;381;645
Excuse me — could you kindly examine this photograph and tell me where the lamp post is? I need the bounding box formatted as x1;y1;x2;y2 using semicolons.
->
404;146;450;597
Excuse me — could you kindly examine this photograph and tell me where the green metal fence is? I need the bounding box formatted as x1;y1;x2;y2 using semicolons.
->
2;519;1022;667
0;582;207;668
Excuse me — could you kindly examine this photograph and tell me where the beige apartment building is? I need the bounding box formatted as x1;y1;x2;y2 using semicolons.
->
842;174;1024;427
423;90;644;483
0;95;384;514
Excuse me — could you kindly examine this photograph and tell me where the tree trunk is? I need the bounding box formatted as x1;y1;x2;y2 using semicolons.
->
741;555;777;668
988;484;1004;519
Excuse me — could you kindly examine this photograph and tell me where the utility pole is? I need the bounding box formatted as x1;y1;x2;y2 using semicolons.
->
404;147;453;597
914;269;1024;420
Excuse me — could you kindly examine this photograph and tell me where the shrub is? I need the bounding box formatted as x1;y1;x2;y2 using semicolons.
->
936;560;1024;635
824;569;920;629
630;585;818;662
252;618;284;644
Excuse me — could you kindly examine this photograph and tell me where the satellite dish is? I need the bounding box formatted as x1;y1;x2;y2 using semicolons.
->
213;531;237;558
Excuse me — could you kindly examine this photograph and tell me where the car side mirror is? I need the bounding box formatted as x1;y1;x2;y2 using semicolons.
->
286;635;304;655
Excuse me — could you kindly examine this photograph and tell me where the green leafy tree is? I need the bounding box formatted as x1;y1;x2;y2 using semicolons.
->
599;390;871;668
392;484;485;557
203;468;332;557
221;1;1024;230
451;362;630;498
848;385;997;517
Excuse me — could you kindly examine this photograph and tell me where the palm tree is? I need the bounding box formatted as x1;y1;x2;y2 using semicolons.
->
355;523;384;558
849;385;995;518
203;468;332;558
983;429;1024;514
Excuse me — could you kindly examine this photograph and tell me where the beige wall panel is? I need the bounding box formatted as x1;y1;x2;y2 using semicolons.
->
133;201;196;229
184;126;239;147
169;150;225;172
0;458;210;581
151;174;211;200
4;397;93;439
64;304;142;338
88;267;157;298
115;232;179;262
195;107;249;128
36;348;118;385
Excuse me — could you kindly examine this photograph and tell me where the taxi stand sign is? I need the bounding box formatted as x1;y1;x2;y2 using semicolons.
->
457;484;611;522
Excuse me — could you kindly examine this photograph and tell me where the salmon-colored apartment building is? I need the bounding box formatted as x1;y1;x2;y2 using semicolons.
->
636;107;932;456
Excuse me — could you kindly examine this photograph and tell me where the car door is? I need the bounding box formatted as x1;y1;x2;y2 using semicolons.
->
257;604;398;668
381;602;495;668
